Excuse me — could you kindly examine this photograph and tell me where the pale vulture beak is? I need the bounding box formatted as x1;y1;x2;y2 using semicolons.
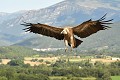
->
61;31;63;34
61;30;67;34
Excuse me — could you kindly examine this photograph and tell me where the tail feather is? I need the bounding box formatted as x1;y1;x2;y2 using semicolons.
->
68;38;83;48
75;38;83;48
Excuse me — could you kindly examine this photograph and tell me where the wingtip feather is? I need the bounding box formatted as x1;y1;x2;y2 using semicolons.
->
98;13;108;21
21;22;32;26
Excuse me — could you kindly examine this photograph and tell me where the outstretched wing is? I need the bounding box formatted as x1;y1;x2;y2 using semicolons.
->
72;14;113;38
22;22;64;40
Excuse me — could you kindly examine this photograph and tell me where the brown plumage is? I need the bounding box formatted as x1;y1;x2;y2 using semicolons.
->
22;14;113;51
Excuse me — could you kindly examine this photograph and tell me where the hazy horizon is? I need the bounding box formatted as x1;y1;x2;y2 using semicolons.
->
0;0;64;13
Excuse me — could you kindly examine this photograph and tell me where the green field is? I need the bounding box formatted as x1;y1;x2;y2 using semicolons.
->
49;76;96;80
111;76;120;80
50;76;66;79
50;76;120;80
81;77;96;80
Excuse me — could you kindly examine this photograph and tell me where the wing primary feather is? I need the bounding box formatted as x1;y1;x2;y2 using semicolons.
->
99;17;106;21
100;19;113;24
21;23;32;26
102;19;113;22
101;22;113;24
99;13;107;21
103;26;111;28
22;27;30;30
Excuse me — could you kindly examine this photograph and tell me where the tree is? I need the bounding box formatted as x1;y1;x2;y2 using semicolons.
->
0;59;2;63
31;59;38;62
45;61;51;64
101;71;112;80
0;68;16;80
110;61;120;68
0;76;7;80
97;70;111;80
7;59;24;66
94;61;104;69
38;59;44;62
18;73;50;80
22;63;30;68
5;69;15;80
71;77;82;80
66;74;72;79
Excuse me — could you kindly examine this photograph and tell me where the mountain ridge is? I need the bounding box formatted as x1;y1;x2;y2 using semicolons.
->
0;0;119;51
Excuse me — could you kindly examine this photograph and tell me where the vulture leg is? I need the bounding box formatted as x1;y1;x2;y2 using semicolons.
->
64;40;68;52
70;47;73;52
70;36;74;52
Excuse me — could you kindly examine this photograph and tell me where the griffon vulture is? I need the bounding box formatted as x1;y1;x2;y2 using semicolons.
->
22;14;113;52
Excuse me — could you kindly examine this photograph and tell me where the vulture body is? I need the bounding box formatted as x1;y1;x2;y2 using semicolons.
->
22;14;113;51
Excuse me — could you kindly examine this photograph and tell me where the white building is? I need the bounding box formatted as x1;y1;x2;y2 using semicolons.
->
111;57;120;61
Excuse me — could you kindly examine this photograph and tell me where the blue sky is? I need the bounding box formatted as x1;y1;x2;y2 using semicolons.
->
0;0;64;13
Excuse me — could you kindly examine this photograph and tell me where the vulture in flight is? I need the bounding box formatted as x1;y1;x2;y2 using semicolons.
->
22;14;113;52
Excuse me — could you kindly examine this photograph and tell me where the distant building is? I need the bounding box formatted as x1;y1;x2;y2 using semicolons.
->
111;57;120;61
79;66;82;69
